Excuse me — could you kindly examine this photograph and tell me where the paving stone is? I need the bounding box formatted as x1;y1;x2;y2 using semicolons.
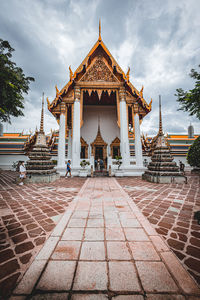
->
124;228;149;241
0;248;15;263
62;227;84;240
80;241;105;260
87;218;104;227
161;251;200;294
150;236;169;252
0;272;21;299
19;253;32;264
15;241;34;254
129;242;160;261
84;228;104;241
72;211;88;218
109;261;141;291
136;261;178;292
107;241;132;260
113;296;144;300
73;261;107;290
71;294;108;299
51;241;81;260
37;261;76;291
186;245;200;259
105;227;125;241
146;295;185;300
14;260;47;294
120;218;141;227
9;296;27;300
29;293;69;299
0;259;20;280
36;237;59;260
68;218;87;227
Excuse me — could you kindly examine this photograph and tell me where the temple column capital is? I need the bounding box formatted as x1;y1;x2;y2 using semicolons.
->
119;87;126;101
60;103;66;115
74;86;81;101
133;103;140;114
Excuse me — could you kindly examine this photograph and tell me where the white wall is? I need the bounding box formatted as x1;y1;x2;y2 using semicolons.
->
81;106;120;152
0;155;28;170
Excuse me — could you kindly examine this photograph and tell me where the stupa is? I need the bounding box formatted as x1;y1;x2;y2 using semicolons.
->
26;94;59;183
142;97;186;184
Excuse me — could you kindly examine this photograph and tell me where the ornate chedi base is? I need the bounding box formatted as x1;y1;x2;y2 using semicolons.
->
26;144;60;183
26;173;60;183
142;147;186;184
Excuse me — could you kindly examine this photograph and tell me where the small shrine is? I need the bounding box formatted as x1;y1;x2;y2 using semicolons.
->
142;98;186;184
26;95;59;183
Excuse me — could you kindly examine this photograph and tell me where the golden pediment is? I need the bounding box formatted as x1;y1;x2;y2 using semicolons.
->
80;55;118;83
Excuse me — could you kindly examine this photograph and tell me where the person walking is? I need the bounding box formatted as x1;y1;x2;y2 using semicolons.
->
100;159;104;172
65;160;72;177
19;161;26;185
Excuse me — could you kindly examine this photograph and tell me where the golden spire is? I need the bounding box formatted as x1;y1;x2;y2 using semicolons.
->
98;19;102;41
126;67;130;82
159;95;163;135
55;85;59;96
40;93;44;133
46;97;50;107
140;85;144;97
69;66;73;81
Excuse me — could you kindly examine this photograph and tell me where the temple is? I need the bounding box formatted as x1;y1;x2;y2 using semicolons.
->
47;21;152;176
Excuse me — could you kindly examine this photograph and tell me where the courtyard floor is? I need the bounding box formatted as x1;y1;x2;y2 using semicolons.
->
0;171;200;299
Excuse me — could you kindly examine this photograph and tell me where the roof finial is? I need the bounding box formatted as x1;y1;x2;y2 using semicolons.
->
40;92;44;133
98;19;102;41
98;115;100;131
159;95;163;135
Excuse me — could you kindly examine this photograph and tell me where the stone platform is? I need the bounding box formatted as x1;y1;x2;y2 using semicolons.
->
10;177;200;299
142;173;187;184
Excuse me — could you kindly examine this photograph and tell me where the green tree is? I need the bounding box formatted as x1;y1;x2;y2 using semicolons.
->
187;136;200;168
0;39;34;123
175;65;200;119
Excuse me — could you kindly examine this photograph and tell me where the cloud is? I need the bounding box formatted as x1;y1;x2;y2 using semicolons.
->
1;0;200;135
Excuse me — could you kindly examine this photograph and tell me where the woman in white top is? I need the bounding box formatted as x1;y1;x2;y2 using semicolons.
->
19;161;26;185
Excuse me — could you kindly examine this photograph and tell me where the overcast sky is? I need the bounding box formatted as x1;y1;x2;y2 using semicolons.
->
1;0;200;136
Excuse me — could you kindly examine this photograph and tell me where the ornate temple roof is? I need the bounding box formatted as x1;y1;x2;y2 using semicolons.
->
47;21;152;115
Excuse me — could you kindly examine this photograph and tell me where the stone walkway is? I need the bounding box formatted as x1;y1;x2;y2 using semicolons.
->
117;173;200;286
0;171;86;298
11;178;200;299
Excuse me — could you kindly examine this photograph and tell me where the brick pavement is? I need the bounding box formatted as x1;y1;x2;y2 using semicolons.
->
11;177;200;299
117;172;200;288
0;171;86;299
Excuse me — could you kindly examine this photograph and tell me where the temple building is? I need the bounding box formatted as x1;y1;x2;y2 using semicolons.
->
47;22;152;176
0;25;198;173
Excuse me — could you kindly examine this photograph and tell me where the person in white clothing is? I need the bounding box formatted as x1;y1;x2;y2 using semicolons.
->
19;161;26;185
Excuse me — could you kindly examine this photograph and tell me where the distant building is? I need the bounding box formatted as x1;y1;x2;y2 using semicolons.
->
0;131;198;170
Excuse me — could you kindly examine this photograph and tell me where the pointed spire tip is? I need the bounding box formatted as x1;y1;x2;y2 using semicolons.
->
98;19;102;41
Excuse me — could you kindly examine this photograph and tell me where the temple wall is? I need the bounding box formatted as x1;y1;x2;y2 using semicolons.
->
0;155;28;170
81;105;120;150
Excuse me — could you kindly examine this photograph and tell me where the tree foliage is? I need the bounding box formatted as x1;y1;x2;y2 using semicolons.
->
187;136;200;168
0;39;34;123
175;65;200;120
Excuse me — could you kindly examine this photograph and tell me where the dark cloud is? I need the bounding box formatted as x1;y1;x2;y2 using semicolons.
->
0;0;199;135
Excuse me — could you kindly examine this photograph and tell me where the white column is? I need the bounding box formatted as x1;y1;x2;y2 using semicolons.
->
119;88;130;168
134;109;143;167
57;103;66;176
71;87;81;172
67;129;72;160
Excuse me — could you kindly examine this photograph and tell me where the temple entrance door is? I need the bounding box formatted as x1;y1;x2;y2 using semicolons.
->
95;146;103;161
91;126;108;173
94;145;107;171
